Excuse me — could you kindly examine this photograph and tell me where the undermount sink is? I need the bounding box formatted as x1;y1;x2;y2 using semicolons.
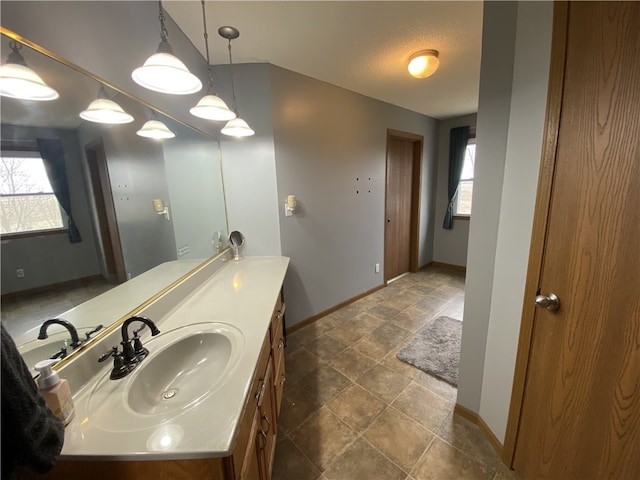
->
87;322;245;431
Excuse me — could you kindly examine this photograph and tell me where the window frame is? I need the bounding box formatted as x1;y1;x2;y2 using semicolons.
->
0;148;68;238
453;135;476;219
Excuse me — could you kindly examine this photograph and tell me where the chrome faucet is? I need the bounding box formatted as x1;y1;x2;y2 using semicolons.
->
38;318;82;349
99;316;160;380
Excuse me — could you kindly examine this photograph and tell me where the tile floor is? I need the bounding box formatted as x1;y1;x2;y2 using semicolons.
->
273;267;520;480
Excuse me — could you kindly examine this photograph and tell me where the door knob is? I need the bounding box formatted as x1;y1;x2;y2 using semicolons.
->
535;292;560;311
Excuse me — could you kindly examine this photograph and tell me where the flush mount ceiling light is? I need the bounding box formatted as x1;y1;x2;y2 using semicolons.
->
219;26;254;137
408;49;440;79
136;119;175;139
0;40;59;101
190;0;235;121
132;0;202;95
80;85;134;124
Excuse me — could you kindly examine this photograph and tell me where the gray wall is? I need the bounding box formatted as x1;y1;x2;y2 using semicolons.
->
270;66;438;326
1;125;101;293
458;0;553;442
479;0;553;443
163;129;227;261
433;113;477;267
457;0;518;415
212;63;282;257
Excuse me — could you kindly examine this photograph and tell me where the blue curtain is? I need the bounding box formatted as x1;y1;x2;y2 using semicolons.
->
442;126;470;229
37;138;81;243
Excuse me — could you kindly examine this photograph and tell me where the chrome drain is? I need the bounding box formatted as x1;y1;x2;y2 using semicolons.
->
162;388;178;400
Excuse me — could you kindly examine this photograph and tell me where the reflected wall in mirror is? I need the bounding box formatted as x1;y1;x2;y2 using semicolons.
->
0;32;229;369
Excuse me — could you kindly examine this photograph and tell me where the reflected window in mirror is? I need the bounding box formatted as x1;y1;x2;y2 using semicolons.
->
0;148;67;236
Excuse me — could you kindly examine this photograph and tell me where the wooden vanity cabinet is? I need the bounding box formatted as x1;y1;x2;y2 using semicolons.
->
228;297;285;480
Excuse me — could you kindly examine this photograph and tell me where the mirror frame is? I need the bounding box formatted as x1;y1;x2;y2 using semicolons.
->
0;27;230;369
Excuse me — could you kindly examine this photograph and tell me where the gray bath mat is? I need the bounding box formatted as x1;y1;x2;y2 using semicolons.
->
396;316;462;386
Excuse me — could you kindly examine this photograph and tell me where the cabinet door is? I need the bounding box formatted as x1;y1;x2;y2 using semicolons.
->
256;358;277;480
241;428;261;480
271;315;285;419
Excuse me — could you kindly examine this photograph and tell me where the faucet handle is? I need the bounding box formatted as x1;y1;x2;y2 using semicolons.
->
98;346;134;380
49;346;67;360
85;324;104;341
98;346;118;363
133;324;146;335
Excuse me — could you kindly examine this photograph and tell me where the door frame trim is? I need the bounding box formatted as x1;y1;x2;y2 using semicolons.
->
84;138;127;284
502;1;569;466
384;129;423;282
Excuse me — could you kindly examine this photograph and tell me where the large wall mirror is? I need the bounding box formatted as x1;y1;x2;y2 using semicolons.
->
0;30;229;371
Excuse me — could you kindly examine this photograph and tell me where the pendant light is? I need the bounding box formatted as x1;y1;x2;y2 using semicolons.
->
132;0;202;95
219;26;255;137
136;119;175;139
80;85;134;124
190;0;235;121
0;40;59;101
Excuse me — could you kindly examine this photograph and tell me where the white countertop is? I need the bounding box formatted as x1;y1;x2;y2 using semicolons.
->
59;256;289;461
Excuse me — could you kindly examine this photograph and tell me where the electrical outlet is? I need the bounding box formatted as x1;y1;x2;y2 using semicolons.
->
16;268;25;278
375;263;380;273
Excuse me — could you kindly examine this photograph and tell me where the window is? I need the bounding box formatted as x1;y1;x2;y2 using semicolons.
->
0;151;65;235
454;141;476;216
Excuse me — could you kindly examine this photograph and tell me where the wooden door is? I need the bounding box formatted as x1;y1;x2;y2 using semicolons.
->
506;3;640;478
84;139;126;284
384;130;422;282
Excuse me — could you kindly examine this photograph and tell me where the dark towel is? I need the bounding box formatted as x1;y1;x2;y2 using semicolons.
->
1;324;64;478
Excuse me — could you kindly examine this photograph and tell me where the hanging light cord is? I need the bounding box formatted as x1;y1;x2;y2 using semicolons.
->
227;39;239;114
200;0;215;90
155;0;175;55
7;40;26;66
158;0;169;43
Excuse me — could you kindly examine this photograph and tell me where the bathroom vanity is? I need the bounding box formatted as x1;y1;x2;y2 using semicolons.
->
23;253;289;480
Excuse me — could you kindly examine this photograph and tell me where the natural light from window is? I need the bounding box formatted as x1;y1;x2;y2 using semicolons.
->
455;142;476;216
0;153;64;234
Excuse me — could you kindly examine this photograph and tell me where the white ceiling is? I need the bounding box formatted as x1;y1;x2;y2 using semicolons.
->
164;1;483;120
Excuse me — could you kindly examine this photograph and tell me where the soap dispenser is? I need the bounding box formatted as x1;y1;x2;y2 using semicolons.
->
34;359;75;425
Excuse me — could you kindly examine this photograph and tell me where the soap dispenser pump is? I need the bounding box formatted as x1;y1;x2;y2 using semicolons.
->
34;359;75;425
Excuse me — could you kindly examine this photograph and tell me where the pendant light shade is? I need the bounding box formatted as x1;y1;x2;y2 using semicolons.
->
190;92;236;120
132;1;202;95
190;1;235;121
80;86;134;124
221;117;255;137
136;120;175;139
0;41;59;101
132;51;202;95
219;26;254;137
